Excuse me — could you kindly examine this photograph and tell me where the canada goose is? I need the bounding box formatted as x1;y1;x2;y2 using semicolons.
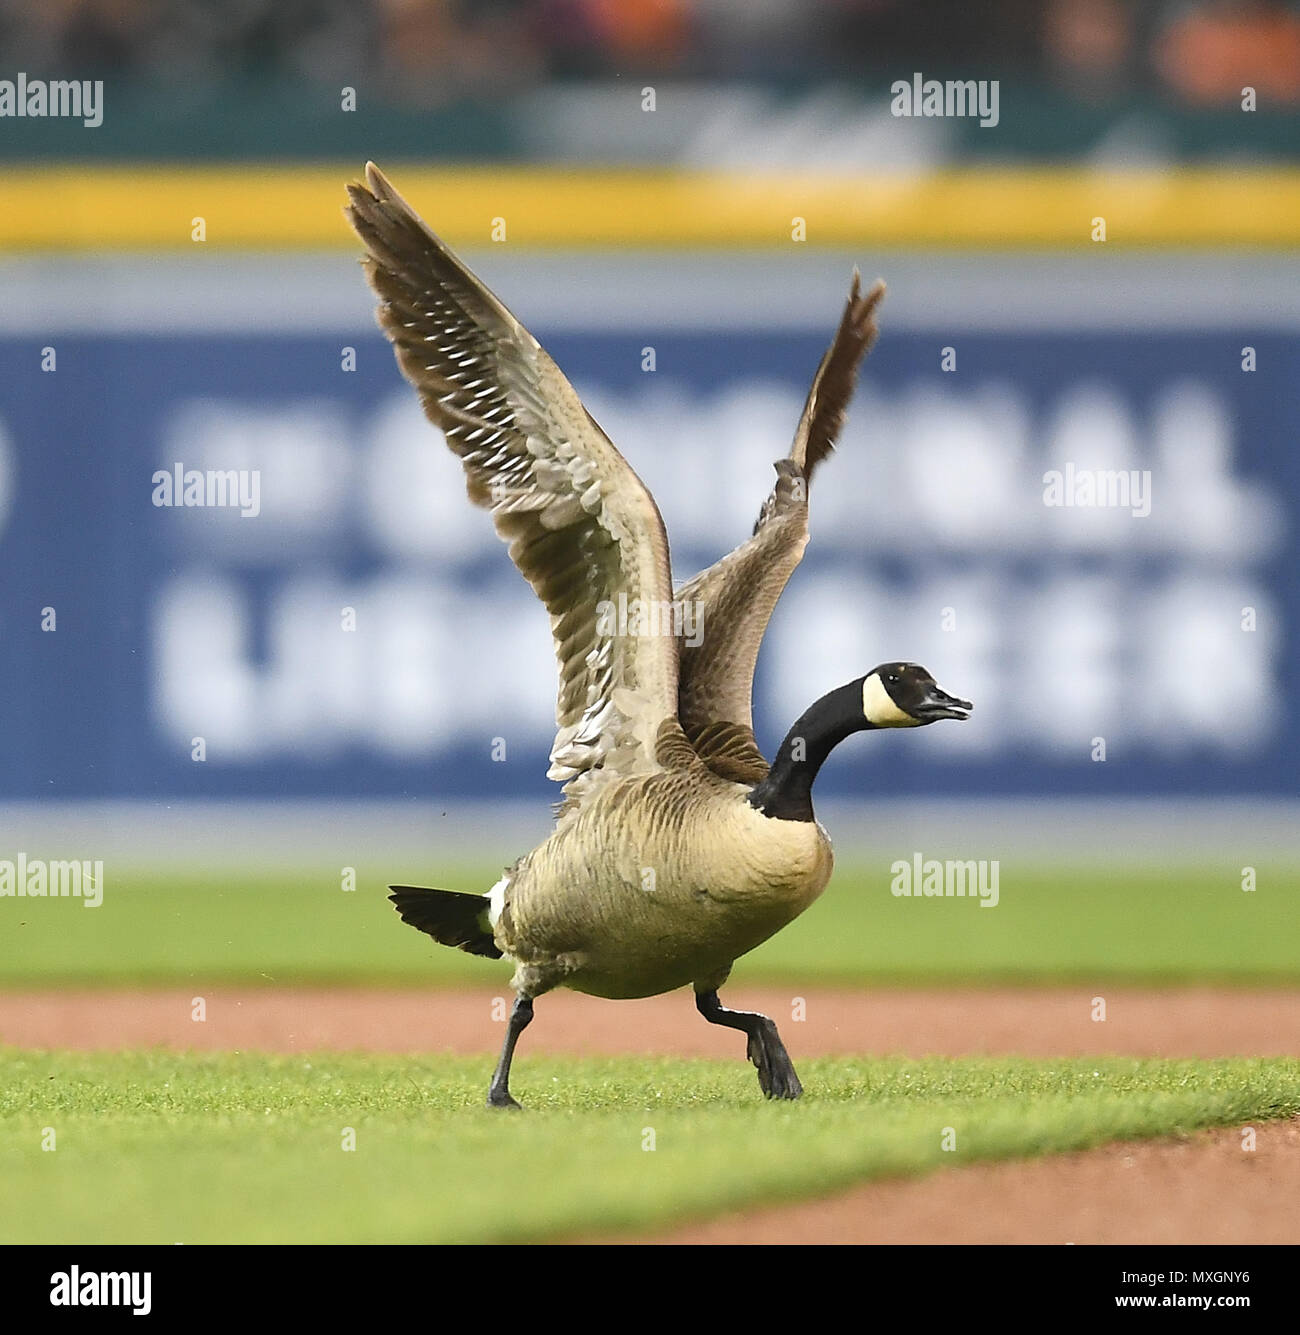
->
345;163;971;1107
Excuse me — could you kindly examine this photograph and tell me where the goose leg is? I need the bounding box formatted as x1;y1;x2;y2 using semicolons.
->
695;989;803;1100
487;994;534;1110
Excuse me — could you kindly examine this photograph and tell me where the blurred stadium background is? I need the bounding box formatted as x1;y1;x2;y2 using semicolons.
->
1;0;1298;874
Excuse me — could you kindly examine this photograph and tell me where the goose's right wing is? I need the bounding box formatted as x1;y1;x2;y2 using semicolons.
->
676;275;885;783
346;164;681;806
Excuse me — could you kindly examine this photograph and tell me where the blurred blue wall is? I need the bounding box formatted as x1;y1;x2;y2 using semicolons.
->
1;256;1294;801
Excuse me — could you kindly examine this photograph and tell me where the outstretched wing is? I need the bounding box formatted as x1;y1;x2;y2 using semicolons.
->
346;163;681;806
675;274;885;783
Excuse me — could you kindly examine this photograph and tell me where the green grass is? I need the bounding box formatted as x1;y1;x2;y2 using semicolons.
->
2;860;1297;986
2;1048;1296;1243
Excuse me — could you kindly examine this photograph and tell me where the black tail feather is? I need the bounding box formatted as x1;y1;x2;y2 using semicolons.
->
388;885;503;959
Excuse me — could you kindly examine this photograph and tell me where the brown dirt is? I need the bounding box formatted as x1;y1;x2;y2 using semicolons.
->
612;1119;1300;1245
3;984;1296;1245
2;984;1298;1058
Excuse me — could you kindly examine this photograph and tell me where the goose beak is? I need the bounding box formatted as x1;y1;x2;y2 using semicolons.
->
913;682;973;722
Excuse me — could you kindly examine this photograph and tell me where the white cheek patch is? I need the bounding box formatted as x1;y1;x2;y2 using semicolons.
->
862;673;921;728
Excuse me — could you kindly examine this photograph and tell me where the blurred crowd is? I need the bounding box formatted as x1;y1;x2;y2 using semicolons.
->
2;0;1299;106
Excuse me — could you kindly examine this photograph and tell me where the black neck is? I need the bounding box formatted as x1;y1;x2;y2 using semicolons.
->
748;680;870;822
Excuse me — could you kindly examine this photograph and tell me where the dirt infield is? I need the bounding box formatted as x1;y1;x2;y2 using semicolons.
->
4;984;1297;1245
3;984;1299;1058
614;1119;1300;1245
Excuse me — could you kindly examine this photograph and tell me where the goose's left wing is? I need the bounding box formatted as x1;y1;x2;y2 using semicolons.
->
675;274;885;783
346;163;681;808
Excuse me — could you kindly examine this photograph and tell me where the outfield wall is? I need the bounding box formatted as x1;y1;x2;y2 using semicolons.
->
1;246;1295;804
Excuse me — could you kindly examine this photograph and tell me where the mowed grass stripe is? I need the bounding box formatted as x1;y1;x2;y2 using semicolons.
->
2;1050;1297;1243
3;863;1297;985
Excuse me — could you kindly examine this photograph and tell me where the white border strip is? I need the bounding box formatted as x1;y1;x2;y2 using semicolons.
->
2;252;1299;334
2;799;1295;865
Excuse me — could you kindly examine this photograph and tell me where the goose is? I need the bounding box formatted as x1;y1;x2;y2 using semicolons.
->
345;163;972;1107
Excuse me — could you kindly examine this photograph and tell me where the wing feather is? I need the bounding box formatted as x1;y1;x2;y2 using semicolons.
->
676;275;885;781
346;163;681;805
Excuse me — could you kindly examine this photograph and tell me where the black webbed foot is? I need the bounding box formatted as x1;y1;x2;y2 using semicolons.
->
697;989;803;1101
746;1021;803;1100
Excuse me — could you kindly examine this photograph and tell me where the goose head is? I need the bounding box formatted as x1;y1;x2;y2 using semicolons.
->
748;662;974;821
860;662;972;728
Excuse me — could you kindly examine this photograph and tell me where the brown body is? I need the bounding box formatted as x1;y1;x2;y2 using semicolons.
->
496;723;834;999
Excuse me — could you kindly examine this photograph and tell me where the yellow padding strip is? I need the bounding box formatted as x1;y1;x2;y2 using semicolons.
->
5;164;1299;249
